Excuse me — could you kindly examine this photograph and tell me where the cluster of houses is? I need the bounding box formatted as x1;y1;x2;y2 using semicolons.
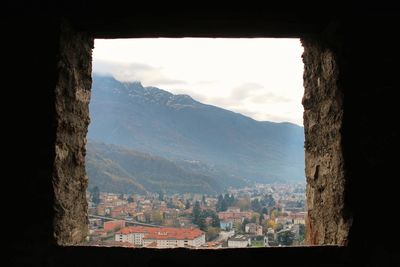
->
218;207;305;248
87;187;306;248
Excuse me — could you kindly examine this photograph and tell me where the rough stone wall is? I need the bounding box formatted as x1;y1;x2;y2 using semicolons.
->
53;22;94;245
302;35;351;245
340;16;399;258
5;6;399;266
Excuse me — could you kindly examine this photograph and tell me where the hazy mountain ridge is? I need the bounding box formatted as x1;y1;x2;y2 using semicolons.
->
87;74;305;193
86;141;235;194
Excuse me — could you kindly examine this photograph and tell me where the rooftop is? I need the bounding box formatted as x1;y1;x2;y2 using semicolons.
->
117;226;204;240
229;235;250;242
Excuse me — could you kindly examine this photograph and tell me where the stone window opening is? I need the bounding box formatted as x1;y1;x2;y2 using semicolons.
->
52;21;351;249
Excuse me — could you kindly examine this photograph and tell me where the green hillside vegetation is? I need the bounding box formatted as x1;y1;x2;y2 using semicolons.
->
86;141;228;194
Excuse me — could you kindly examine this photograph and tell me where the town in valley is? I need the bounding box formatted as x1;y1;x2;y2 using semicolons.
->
86;183;306;249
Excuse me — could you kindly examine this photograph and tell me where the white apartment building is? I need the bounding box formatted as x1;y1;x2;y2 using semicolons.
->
115;226;205;248
227;235;251;248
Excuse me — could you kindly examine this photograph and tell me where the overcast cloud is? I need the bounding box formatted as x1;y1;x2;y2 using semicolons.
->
94;60;188;87
93;38;304;125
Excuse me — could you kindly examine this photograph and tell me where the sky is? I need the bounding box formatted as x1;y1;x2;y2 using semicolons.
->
93;38;304;126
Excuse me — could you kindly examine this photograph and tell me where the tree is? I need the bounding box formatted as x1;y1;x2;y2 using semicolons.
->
297;224;305;243
278;230;295;246
241;218;250;232
207;210;220;227
144;211;152;223
151;211;163;225
158;191;164;201
216;194;227;212
237;197;251;211
275;223;284;232
198;216;207;231
251;213;260;224
262;194;276;208
167;200;176;209
261;207;269;215
266;219;276;230
127;196;134;203
251;198;262;212
185;200;191;210
225;193;236;207
192;201;201;224
92;186;100;205
299;224;305;237
270;208;279;219
119;193;124;200
206;227;221;241
233;221;242;232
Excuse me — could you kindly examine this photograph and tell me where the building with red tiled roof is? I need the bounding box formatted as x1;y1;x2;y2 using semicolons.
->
245;223;263;236
115;226;205;248
110;206;127;218
218;211;252;222
104;220;126;232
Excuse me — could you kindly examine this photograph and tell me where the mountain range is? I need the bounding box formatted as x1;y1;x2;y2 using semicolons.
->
86;74;305;194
